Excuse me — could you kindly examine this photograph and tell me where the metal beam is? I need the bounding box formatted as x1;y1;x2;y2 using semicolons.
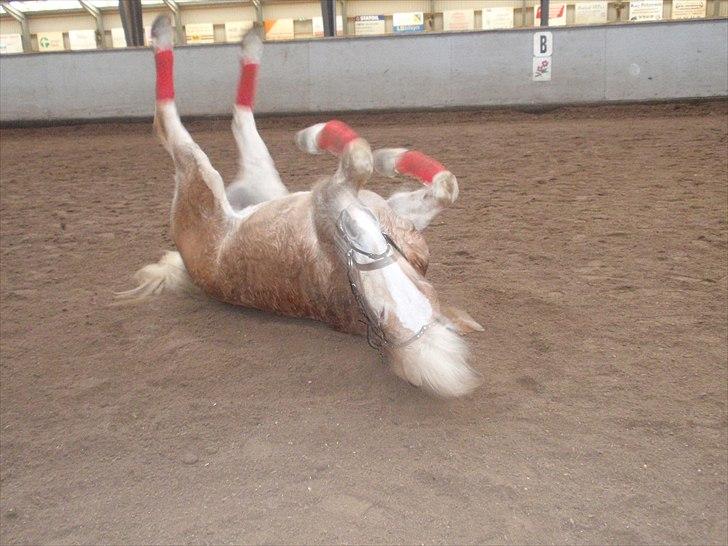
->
252;0;264;27
540;0;550;26
338;0;347;35
79;0;106;49
162;0;186;45
1;1;31;52
118;0;144;46
320;0;335;37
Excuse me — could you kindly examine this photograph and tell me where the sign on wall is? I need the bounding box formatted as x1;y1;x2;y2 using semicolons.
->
37;31;65;52
482;7;514;30
533;31;553;82
264;19;294;41
224;21;254;42
575;1;609;25
110;27;126;48
393;12;425;33
312;15;344;37
185;23;214;44
629;0;663;21
354;15;385;36
672;0;706;19
68;29;96;50
0;34;23;54
536;3;566;26
443;9;474;31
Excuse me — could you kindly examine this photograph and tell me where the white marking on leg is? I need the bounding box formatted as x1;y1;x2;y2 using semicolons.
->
228;106;287;209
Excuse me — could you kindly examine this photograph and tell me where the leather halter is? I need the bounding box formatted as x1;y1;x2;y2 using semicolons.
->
336;209;436;352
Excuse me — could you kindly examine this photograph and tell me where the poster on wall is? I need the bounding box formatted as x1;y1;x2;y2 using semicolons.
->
225;21;254;42
312;15;344;37
0;34;23;54
575;1;609;25
185;23;214;44
672;0;706;19
354;15;385;35
68;29;97;50
536;3;567;26
264;19;295;41
482;7;514;30
393;12;425;33
629;0;663;21
110;27;127;48
443;9;474;31
37;31;65;52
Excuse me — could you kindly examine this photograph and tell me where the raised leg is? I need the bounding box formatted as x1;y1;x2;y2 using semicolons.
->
374;148;459;231
297;121;481;397
226;28;288;210
151;16;236;286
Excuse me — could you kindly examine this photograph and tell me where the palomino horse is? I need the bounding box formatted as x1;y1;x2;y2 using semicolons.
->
119;15;483;397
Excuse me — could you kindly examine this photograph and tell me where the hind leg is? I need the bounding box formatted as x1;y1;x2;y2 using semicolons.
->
226;28;288;210
374;148;459;231
151;16;237;284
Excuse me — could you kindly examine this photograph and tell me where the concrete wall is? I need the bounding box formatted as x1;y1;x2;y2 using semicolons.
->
1;19;726;123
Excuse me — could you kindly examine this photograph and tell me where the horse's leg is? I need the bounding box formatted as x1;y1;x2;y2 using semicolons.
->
123;16;240;300
226;28;288;210
372;147;482;333
296;121;481;398
373;148;459;231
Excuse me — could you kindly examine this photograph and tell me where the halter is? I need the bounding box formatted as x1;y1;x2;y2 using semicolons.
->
336;209;436;354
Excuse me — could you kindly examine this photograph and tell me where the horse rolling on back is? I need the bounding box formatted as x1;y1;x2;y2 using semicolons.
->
118;15;484;398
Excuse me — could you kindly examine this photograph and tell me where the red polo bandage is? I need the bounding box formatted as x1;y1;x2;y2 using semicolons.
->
316;120;359;156
395;151;446;186
155;49;174;101
236;62;259;108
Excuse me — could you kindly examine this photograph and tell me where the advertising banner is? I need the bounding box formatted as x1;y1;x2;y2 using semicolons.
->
482;7;514;30
536;3;567;26
110;27;127;48
0;34;23;54
393;12;425;33
629;0;663;21
264;19;295;41
443;9;475;31
185;23;214;44
225;21;254;43
575;1;609;25
672;0;706;19
312;15;344;37
354;15;385;36
37;31;65;52
68;29;97;50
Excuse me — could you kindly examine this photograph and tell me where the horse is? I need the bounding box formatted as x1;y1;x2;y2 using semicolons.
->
118;15;483;397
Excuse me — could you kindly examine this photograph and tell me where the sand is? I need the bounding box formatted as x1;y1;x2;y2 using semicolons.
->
1;101;726;545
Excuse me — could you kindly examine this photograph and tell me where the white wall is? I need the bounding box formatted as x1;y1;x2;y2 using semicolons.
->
0;19;726;123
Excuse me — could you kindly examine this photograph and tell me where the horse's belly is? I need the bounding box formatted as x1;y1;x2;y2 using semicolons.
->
198;193;360;331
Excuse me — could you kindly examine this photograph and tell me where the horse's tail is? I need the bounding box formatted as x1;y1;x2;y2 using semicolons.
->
114;251;198;304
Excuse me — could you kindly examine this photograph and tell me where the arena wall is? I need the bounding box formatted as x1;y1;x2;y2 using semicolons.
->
0;19;726;123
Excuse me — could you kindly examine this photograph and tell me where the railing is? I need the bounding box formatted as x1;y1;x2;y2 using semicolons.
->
0;0;726;54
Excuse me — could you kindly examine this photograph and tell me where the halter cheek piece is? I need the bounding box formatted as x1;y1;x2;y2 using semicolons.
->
336;208;436;353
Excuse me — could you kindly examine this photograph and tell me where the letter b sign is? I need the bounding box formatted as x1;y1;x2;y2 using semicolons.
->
533;32;553;57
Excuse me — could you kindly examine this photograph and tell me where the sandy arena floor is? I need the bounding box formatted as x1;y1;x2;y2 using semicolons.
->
1;102;726;545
